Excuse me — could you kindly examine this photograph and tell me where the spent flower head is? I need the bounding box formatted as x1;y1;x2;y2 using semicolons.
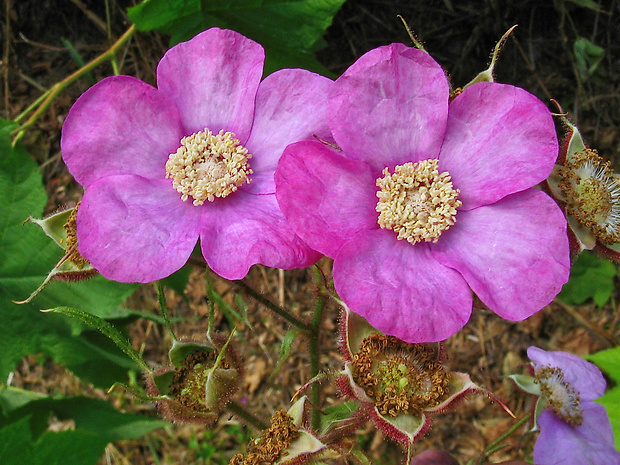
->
276;38;570;343
229;396;334;465
337;308;481;449
16;203;97;304
547;116;620;261
145;336;242;424
61;27;331;283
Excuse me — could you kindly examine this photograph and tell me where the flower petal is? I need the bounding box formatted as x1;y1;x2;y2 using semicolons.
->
333;229;472;343
330;44;449;172
534;404;620;465
199;191;322;280
527;347;607;400
275;140;378;258
77;176;201;283
431;189;570;321
157;28;264;140
243;69;333;194
61;76;183;189
439;82;558;210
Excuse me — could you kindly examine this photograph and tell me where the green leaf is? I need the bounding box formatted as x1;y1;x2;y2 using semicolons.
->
0;123;138;387
1;390;165;441
0;387;167;465
574;37;605;81
558;251;617;307
269;328;300;381
587;347;620;449
45;307;151;374
565;0;601;11
127;0;345;75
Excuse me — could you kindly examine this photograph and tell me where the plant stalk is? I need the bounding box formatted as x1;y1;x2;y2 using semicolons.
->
12;24;135;144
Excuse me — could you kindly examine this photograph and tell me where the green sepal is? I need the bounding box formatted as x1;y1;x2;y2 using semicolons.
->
464;25;517;87
151;370;176;396
168;339;216;369
27;209;72;249
561;117;587;164
507;374;541;396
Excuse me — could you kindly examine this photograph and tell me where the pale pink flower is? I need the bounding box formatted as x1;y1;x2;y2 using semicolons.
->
276;43;570;342
62;28;329;283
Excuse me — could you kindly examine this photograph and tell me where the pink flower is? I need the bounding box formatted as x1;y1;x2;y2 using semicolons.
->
61;28;329;283
527;347;620;465
275;43;570;342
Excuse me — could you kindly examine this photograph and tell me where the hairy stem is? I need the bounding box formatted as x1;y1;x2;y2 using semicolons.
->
235;279;311;331
226;401;268;430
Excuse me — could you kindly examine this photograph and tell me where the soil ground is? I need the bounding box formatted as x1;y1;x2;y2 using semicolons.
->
3;0;620;464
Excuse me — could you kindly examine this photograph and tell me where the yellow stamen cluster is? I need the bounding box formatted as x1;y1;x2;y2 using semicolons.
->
351;334;450;417
535;365;583;427
376;159;461;244
62;202;89;268
166;129;253;206
558;148;620;244
229;410;299;465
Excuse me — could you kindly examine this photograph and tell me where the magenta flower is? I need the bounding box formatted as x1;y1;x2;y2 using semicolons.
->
61;28;329;283
527;347;620;465
275;43;570;342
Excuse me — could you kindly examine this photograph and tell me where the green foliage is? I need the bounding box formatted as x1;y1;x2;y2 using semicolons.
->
587;346;620;450
127;0;346;76
270;328;300;381
0;120;139;387
574;36;605;81
558;251;617;307
0;387;165;464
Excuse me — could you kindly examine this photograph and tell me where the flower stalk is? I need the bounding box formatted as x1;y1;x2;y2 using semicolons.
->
12;24;135;144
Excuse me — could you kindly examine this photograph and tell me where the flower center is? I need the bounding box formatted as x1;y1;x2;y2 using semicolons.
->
168;350;231;413
165;129;253;206
535;365;583;426
229;410;299;465
558;148;620;244
63;202;89;268
376;159;461;244
350;334;450;417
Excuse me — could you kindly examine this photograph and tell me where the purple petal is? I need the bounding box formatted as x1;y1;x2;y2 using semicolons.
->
333;229;472;343
199;191;322;280
527;347;607;400
243;69;333;194
61;76;183;189
431;189;570;321
330;44;449;172
439;82;558;210
157;28;264;140
410;450;459;465
77;176;201;283
275;141;379;258
534;403;620;465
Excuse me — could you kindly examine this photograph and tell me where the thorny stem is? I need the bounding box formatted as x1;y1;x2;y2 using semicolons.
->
226;400;269;430
155;281;178;341
11;24;135;144
309;267;327;431
235;279;311;331
473;413;530;465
